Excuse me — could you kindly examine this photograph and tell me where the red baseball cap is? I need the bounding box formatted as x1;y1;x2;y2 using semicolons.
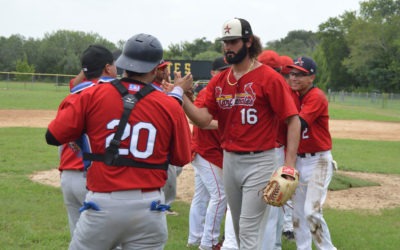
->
280;55;293;75
258;50;281;70
158;59;171;69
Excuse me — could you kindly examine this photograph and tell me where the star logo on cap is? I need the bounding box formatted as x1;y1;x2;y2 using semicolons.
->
224;25;231;34
295;57;304;66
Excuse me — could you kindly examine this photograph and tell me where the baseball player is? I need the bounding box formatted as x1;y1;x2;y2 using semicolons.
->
153;59;182;215
59;44;117;237
288;57;337;250
257;49;287;250
187;57;229;250
45;33;192;250
279;55;297;241
175;18;301;250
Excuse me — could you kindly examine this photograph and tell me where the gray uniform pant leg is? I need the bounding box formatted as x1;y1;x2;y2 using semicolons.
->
60;170;87;237
223;150;276;250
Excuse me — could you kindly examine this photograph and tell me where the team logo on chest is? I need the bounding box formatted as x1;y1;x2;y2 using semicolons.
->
215;82;256;109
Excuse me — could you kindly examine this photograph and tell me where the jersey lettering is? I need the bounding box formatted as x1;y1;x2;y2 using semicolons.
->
130;122;156;158
105;120;156;159
302;127;309;139
240;108;258;125
215;82;256;109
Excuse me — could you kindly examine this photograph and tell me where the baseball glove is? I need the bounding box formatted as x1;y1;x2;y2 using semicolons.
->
263;166;299;207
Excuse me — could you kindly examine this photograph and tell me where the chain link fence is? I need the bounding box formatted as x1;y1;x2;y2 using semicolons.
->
327;90;400;110
0;72;75;90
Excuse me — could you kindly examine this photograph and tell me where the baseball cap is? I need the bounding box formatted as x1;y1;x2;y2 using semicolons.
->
212;57;230;71
219;18;253;41
112;49;122;60
280;55;293;75
81;45;114;73
288;56;317;75
158;59;171;69
257;50;281;70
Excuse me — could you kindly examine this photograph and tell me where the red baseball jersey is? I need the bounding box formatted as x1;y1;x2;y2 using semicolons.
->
276;89;300;147
298;87;332;153
48;80;192;192
69;76;88;90
59;79;100;172
191;88;223;168
203;64;298;152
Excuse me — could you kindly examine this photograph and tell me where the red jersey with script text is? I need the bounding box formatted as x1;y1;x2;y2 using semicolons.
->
203;64;298;152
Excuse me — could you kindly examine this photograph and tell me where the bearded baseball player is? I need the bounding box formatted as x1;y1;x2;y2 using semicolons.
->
46;33;192;250
59;45;117;238
175;18;300;250
288;57;336;250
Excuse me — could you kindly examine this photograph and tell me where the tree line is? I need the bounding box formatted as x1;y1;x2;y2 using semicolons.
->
0;0;399;92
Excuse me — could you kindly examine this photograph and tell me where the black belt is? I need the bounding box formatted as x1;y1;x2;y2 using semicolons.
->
232;151;264;155
297;153;316;158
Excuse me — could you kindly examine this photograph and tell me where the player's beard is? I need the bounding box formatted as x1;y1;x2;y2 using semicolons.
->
225;43;248;64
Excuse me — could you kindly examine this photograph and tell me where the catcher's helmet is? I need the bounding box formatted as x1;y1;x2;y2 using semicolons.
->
116;33;163;73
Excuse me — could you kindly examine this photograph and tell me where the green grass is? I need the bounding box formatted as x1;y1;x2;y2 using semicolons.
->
330;172;379;191
332;139;400;174
329;102;400;122
2;81;400;121
1;127;399;249
0;82;69;110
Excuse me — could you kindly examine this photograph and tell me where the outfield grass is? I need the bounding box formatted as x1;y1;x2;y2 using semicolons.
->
329;102;400;122
1;82;400;122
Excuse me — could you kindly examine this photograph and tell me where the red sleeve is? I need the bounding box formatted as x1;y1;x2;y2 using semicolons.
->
168;104;192;167
202;74;222;116
191;88;223;168
299;88;328;125
48;93;86;144
264;73;298;121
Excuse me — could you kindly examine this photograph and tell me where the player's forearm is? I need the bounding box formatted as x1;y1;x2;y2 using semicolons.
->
285;115;301;168
202;120;218;130
182;95;213;128
72;70;85;86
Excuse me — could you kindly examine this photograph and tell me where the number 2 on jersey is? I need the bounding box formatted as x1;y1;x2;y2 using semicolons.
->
302;127;309;139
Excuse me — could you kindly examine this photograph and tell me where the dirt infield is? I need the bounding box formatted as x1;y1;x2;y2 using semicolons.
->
3;109;400;211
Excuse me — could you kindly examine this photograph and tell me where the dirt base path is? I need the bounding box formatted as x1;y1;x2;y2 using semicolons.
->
3;109;400;211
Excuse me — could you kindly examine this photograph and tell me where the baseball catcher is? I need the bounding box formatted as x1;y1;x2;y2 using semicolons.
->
263;166;299;207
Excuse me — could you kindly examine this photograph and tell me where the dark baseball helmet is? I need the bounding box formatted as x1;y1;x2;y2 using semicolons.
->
116;33;163;73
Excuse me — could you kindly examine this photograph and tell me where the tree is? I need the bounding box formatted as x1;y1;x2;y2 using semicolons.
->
0;34;25;71
15;54;35;81
266;30;318;58
165;37;222;60
344;0;400;92
317;12;357;91
36;30;117;74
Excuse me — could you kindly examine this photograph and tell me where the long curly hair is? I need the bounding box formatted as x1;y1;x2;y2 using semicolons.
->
245;35;262;60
